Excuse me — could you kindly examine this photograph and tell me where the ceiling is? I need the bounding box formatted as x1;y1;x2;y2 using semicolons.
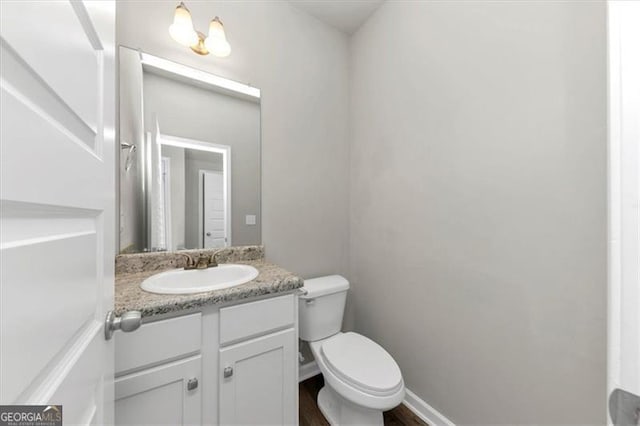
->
289;0;385;35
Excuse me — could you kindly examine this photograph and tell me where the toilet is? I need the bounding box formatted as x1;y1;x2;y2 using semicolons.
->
299;275;405;425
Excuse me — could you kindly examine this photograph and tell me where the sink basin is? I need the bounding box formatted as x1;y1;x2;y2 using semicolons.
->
140;264;259;295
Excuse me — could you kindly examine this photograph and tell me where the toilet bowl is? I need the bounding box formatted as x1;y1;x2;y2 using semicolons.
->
299;276;405;425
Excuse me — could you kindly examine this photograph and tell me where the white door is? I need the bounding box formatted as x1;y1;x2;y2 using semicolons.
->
0;1;116;424
203;171;227;248
608;2;640;424
219;329;297;425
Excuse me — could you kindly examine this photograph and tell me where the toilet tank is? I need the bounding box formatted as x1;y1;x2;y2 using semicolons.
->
299;275;349;342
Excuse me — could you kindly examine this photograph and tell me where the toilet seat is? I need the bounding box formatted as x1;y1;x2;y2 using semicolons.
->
320;332;403;396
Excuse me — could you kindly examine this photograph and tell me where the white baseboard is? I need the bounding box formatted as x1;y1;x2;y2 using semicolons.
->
403;388;455;426
299;360;321;382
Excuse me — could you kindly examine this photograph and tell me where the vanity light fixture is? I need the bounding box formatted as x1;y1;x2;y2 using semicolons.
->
169;2;231;58
204;17;231;57
168;2;198;47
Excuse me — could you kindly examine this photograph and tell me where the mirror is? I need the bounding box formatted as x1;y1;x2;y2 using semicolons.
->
119;47;261;253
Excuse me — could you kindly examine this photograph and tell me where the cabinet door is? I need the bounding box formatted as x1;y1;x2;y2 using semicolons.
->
219;329;297;425
116;355;202;426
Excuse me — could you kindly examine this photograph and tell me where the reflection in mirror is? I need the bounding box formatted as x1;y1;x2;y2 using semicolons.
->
152;135;230;251
119;47;260;253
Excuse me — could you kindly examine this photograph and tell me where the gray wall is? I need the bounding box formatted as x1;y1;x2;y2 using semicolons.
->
117;0;350;278
349;1;607;424
143;72;260;247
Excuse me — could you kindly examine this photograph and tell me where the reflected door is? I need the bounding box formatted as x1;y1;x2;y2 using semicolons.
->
202;171;227;248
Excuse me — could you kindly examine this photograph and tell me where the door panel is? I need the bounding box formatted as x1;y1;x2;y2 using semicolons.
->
1;39;96;149
0;0;100;133
203;171;226;248
115;356;202;426
219;329;296;425
0;46;104;208
1;229;98;402
50;330;105;425
0;1;115;424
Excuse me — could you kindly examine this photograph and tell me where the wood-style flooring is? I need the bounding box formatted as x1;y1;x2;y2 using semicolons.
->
299;375;428;426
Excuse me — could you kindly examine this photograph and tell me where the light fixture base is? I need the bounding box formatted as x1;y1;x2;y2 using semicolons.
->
189;31;209;56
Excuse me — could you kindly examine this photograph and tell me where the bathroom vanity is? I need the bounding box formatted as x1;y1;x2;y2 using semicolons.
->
113;247;302;425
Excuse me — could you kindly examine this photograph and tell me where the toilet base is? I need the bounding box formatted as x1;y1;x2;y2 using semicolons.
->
317;385;383;426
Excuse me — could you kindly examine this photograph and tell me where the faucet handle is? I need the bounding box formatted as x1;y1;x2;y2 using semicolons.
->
179;253;196;269
209;251;222;267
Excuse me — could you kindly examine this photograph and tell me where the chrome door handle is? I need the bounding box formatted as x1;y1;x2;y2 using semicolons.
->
224;366;233;378
104;310;142;340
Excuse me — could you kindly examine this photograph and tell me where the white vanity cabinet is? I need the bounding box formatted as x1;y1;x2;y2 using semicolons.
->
115;313;203;426
115;356;202;426
114;293;298;426
219;329;297;425
218;296;297;425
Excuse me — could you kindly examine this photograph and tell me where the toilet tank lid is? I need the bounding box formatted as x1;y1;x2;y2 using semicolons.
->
301;275;349;299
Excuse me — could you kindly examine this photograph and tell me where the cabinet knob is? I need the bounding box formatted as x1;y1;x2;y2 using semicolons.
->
224;366;233;378
187;378;198;391
104;310;142;340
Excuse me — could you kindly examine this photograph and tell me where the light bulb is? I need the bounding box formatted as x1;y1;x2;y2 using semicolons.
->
169;2;198;47
205;17;231;57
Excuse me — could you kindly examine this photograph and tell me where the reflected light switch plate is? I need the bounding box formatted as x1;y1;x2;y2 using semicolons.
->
245;215;256;225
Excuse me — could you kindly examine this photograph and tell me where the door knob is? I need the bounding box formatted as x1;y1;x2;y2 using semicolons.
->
104;310;142;340
187;378;198;391
223;366;233;378
206;232;212;237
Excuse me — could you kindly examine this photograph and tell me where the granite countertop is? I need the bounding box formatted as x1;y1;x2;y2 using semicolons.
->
115;246;304;317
